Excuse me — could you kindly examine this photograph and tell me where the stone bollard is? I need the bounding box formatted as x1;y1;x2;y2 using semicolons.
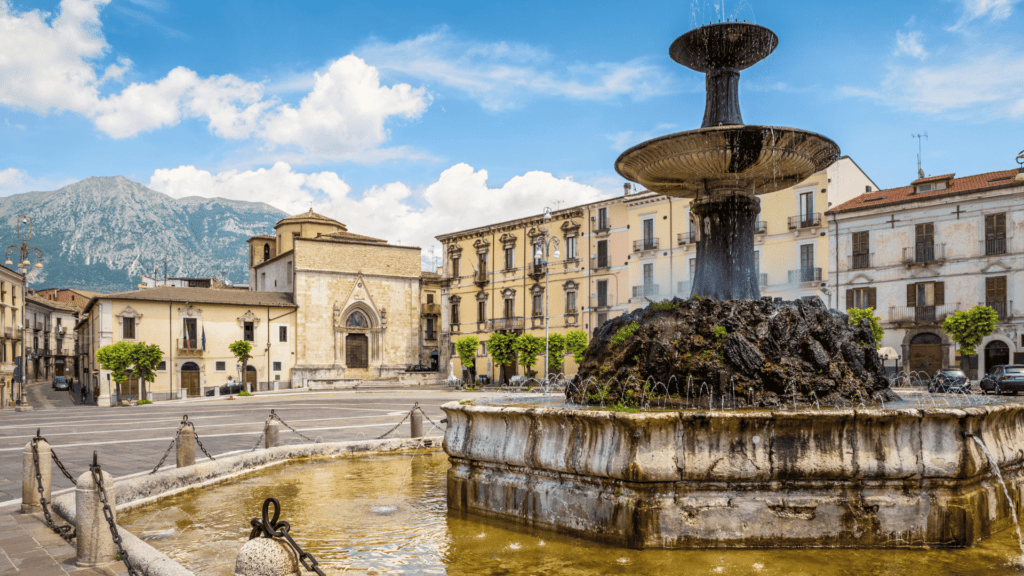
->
233;537;300;576
76;460;116;567
177;425;196;468
22;435;51;513
410;405;423;439
265;421;280;449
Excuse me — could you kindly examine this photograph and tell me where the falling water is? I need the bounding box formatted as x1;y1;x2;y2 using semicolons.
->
969;434;1024;565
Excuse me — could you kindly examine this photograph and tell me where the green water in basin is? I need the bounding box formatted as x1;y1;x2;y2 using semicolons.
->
119;451;1024;575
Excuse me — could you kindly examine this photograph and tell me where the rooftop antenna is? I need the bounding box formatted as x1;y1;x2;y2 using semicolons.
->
912;132;928;178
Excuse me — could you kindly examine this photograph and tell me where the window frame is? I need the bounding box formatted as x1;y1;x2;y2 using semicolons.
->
122;317;136;340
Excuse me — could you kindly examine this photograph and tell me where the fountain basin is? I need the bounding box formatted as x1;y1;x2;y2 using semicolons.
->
443;400;1024;548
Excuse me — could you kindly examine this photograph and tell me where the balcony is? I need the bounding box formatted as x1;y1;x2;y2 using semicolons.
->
489;317;525;331
595;218;611;233
2;327;10;339
530;263;546;278
595;257;609;269
596;295;609;308
787;213;822;230
677;231;697;245
986;301;1013;321
758;272;768;286
633;238;659;252
889;304;960;324
474;271;488;285
676;281;691;297
902;243;946;265
986;238;1007;256
177;338;202;355
754;221;768;235
33;322;41;331
632;284;660;298
421;303;441;316
788;268;822;284
851;253;871;270
424;330;437;341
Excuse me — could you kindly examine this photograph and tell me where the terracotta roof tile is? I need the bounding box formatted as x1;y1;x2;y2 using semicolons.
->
248;234;275;240
828;169;1021;215
911;173;955;185
315;230;386;244
81;286;295;315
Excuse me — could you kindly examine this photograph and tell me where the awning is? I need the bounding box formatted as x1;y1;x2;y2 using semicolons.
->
878;347;900;360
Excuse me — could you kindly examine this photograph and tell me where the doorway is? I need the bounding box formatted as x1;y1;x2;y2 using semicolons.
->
984;341;1010;376
908;333;942;376
346;334;369;369
181;362;201;397
245;366;258;390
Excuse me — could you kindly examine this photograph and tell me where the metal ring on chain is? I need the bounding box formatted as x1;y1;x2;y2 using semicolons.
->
31;436;76;543
91;453;141;576
248;497;325;576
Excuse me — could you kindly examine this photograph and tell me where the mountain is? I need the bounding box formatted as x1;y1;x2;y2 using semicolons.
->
0;176;287;292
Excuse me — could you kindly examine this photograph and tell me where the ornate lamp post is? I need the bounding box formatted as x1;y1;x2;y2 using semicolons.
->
5;215;43;410
533;208;560;383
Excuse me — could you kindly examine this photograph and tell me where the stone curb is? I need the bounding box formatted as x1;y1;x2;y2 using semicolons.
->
50;435;444;576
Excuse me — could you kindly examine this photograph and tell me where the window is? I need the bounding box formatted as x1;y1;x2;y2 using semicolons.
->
799;191;813;221
260;272;266;291
597;312;608;328
287;261;293;284
596;240;608;268
263;243;270;261
907;281;945;321
243;321;254;342
426;318;435;338
689;258;696;280
452;303;460;325
122;317;135;340
846;287;876;310
451;256;460;277
478;254;487;276
565;290;577;312
916;181;947;193
852;231;870;269
279;326;288;342
986;276;1008;318
479;341;488;356
985;214;1006;256
426;292;434;304
565;236;577;259
156;361;166;371
273;361;282;371
597;207;609;230
643;263;655;296
800;244;815;277
597;280;608;307
504;297;514;318
533;240;544;266
477;300;486;322
216;361;226;371
533;293;543;317
504;246;515;270
915;223;934;262
182;318;198;349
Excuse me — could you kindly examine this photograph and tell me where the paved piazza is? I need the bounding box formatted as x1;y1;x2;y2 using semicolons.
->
0;382;459;508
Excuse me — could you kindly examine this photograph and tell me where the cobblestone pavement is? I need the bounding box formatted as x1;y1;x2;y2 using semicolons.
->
0;512;126;575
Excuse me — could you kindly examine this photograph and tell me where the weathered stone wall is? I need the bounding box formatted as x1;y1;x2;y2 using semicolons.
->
444;400;1024;548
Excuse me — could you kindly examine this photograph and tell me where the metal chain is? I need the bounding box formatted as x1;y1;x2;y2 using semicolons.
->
248;497;326;576
181;416;216;462
31;436;76;543
149;431;180;475
270;410;318;443
91;453;141;576
250;417;271;451
413;405;442;429
375;407;414;439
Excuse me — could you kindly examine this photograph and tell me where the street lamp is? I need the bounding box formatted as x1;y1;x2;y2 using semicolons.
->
534;207;561;384
5;215;42;411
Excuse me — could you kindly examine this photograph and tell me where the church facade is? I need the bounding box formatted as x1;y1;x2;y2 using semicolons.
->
247;210;426;388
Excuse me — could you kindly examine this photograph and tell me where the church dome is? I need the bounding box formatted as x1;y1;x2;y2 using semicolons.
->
274;208;347;231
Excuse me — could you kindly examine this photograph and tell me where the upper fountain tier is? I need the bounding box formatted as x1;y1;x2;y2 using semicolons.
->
616;22;839;198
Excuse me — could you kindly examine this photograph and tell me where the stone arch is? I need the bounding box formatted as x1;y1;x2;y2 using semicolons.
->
341;302;379;331
901;329;949;377
180;361;201;397
263;243;270;261
981;335;1015;376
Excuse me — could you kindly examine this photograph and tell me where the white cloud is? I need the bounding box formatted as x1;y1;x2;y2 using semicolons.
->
949;0;1021;30
0;168;27;190
0;0;429;160
840;52;1024;118
148;162;609;253
894;30;928;59
358;29;674;110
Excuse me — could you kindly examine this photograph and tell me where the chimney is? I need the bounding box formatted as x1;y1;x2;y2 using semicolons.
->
623;183;632;196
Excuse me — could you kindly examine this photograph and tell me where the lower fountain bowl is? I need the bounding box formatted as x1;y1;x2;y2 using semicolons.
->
443;400;1024;549
614;125;840;197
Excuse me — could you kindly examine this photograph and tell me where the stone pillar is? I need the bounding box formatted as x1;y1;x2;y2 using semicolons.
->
22;438;51;513
410;407;423;438
76;466;116;567
265;421;280;449
177;426;196;468
233;537;300;576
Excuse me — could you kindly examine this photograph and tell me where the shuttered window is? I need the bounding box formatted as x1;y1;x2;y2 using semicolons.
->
985;214;1006;255
845;287;876;310
852;231;869;269
597;240;608;268
986;276;1007;304
907;282;944;307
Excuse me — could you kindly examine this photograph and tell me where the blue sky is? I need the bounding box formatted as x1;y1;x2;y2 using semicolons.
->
0;0;1022;254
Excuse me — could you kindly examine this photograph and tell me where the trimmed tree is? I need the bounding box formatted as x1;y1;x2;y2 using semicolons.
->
489;332;519;384
96;341;164;402
455;336;480;384
565;330;589;367
847;308;884;349
229;340;254;392
546;333;567;374
942;305;999;373
133;343;164;400
515;334;545;378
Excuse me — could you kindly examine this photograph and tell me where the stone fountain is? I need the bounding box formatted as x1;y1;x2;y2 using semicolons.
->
443;20;1024;550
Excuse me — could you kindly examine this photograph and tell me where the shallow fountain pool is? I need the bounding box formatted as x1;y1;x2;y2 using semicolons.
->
118;451;1024;575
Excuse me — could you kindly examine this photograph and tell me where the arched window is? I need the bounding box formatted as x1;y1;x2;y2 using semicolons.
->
263;243;270;261
347;311;369;328
910;333;941;345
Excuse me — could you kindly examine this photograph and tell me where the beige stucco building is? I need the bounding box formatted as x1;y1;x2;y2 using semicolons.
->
0;265;23;407
76;287;297;405
25;293;79;381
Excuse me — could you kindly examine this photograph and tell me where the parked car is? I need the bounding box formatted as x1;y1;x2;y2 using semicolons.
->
406;365;434;372
205;383;245;396
980;365;1024;395
52;376;69;391
928;369;970;393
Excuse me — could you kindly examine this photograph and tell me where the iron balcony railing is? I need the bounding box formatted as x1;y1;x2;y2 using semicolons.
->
986;301;1013;320
34;322;41;331
177;338;200;351
754;221;767;234
851;253;871;270
758;272;768;286
595;256;609;268
596;294;609;307
632;284;660;298
903;243;946;265
986;238;1007;256
633;238;660;252
489;317;525;331
788;268;822;283
677;231;697;245
424;331;437;341
889;303;960;323
676;281;691;296
474;271;488;284
531;263;546;276
595;218;611;232
787;213;822;230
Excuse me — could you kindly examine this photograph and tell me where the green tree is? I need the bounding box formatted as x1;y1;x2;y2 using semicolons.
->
565;330;589;366
546;333;567;374
515;334;545;378
489;332;519;384
96;341;164;401
847;308;884;349
455;336;480;384
942;305;999;372
229;340;254;392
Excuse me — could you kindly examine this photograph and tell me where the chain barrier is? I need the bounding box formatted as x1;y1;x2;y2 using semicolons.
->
250;410;320;450
91;452;141;576
250;415;272;452
150;415;215;474
248;497;326;576
375;403;445;439
30;433;75;543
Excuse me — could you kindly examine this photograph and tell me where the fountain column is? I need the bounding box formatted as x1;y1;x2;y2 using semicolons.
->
691;193;760;300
